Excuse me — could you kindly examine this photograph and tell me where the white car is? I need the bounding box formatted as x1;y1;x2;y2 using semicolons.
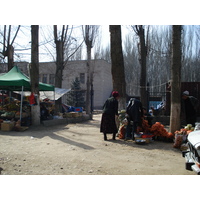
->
183;130;200;175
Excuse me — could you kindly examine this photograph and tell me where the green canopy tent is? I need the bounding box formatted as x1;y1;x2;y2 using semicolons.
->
0;66;54;91
0;66;55;122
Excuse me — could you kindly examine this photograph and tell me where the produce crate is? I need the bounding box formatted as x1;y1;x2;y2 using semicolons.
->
65;112;83;118
71;112;79;118
65;113;73;118
1;122;15;131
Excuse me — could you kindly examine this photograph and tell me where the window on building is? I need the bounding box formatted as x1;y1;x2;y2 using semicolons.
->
42;74;47;83
80;73;85;84
49;74;55;85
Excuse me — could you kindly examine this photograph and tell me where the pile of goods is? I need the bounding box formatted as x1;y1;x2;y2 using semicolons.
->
61;104;84;119
173;124;194;149
117;110;174;142
150;122;174;140
118;110;127;139
139;120;174;141
14;120;28;131
138;119;151;133
0;119;28;132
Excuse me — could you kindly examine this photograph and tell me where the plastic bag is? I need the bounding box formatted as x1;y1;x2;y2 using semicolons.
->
173;134;183;148
118;125;126;139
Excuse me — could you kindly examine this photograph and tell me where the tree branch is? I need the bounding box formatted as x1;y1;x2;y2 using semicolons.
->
10;25;21;46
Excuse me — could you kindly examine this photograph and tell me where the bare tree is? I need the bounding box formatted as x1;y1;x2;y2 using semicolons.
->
131;25;149;109
53;25;67;88
146;25;171;101
0;25;20;70
53;25;83;113
169;25;182;133
123;34;140;96
123;25;200;117
82;25;99;118
109;25;126;110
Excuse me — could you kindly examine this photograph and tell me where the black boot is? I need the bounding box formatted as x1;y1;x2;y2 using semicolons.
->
112;133;116;140
104;133;107;141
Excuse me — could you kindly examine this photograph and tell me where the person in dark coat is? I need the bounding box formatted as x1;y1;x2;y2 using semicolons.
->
181;91;199;127
100;91;119;141
125;98;143;140
143;107;153;127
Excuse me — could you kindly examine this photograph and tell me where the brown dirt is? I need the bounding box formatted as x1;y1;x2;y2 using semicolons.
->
0;113;195;175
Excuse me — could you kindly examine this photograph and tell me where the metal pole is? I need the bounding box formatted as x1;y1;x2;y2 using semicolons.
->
20;86;24;123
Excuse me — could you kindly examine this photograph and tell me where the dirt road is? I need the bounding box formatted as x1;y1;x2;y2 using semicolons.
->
0;114;194;175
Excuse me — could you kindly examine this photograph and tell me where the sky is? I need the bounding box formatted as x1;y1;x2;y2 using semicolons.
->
1;0;198;63
0;25;130;63
1;24;199;64
13;25;110;62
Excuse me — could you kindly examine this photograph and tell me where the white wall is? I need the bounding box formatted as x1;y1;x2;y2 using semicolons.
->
39;60;113;109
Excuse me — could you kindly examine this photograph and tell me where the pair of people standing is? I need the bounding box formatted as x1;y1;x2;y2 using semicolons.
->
100;92;143;141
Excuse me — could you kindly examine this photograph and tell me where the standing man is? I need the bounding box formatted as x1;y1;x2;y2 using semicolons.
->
181;91;199;127
125;98;143;140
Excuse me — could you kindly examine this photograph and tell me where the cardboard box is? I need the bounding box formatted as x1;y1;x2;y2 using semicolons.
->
72;112;79;118
65;112;73;118
1;122;15;131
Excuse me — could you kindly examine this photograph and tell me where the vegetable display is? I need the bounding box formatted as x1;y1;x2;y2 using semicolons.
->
173;124;194;149
150;122;173;139
138;120;173;140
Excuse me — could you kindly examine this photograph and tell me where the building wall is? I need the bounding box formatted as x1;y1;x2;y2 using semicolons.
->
39;60;113;109
92;60;113;109
0;62;29;74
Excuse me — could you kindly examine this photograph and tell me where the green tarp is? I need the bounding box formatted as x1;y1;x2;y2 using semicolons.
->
0;66;54;91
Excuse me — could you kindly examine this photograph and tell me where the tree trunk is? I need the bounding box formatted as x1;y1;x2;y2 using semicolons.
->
30;25;40;126
138;28;148;109
85;46;92;118
7;45;14;71
169;25;182;134
109;25;126;110
55;40;64;113
83;25;99;119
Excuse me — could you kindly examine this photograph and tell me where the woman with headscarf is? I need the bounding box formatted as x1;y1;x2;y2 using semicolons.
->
100;91;120;141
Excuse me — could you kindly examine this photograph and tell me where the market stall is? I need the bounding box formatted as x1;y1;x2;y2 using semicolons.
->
117;109;174;144
0;66;54;130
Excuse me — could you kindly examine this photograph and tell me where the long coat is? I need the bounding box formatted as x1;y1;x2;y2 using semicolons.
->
181;96;199;126
100;97;118;134
126;98;143;123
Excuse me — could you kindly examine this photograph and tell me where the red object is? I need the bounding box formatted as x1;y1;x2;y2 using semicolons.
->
29;93;36;105
118;125;126;139
141;134;153;138
112;91;119;98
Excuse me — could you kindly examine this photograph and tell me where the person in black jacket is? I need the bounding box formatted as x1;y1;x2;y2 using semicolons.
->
181;91;199;127
125;98;143;140
100;91;119;141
